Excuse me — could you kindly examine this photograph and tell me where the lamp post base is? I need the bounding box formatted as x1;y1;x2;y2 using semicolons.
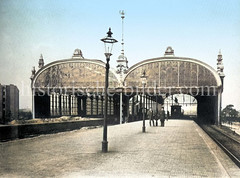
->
102;140;108;152
142;126;146;133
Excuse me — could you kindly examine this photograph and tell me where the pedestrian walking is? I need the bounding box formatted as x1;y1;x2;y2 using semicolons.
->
148;108;154;126
160;107;166;127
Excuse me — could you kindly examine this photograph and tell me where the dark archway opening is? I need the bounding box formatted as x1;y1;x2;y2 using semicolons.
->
164;94;197;119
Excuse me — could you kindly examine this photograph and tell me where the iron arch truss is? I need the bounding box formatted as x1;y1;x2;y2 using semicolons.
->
124;57;222;95
31;59;120;93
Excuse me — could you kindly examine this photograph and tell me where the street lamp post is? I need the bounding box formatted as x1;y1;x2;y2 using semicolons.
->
141;70;147;132
156;84;158;113
101;28;118;152
155;84;158;126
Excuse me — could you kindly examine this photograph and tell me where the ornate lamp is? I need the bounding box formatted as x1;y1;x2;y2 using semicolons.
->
101;28;118;57
141;70;147;86
141;70;147;132
101;28;118;152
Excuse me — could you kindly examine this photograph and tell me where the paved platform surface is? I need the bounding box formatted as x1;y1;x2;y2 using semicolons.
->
0;119;240;177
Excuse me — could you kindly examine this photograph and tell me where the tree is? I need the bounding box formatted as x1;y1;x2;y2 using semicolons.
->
221;104;239;118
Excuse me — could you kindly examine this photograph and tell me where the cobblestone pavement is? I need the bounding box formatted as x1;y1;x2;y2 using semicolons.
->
0;119;240;177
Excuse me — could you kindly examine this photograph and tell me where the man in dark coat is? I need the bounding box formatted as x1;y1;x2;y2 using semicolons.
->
160;107;166;127
148;108;154;126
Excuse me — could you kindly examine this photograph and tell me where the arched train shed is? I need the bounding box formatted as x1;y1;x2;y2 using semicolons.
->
30;48;224;125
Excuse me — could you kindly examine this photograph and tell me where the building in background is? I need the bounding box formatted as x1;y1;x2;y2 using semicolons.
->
0;84;19;124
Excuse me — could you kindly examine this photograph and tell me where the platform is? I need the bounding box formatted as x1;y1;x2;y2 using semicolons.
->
0;119;239;177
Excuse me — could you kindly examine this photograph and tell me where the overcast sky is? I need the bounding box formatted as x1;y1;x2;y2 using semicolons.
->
0;0;240;110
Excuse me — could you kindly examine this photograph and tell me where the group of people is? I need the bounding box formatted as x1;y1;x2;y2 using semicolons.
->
147;107;168;127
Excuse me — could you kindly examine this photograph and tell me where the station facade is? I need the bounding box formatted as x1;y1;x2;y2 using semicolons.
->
30;47;225;125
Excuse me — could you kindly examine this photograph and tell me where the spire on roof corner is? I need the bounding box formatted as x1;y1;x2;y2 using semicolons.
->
217;50;225;78
217;49;223;61
38;54;44;69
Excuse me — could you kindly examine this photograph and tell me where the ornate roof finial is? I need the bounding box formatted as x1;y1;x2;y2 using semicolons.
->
164;46;175;57
72;49;84;59
38;54;44;69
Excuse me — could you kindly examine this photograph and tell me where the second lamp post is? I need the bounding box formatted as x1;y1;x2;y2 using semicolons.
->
141;70;147;132
101;28;118;152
